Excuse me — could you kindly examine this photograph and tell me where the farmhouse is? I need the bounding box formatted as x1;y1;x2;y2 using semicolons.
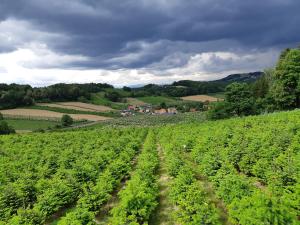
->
167;107;178;114
154;108;168;114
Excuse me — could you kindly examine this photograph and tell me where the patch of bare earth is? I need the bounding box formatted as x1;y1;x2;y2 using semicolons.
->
37;103;95;112
149;145;176;225
181;95;222;102
95;152;140;224
0;109;111;121
183;153;231;225
58;102;114;112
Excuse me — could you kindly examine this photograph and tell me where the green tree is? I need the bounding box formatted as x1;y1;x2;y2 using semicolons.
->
0;121;15;135
104;91;121;102
61;115;73;127
0;113;3;120
225;82;256;116
270;48;300;109
253;68;274;98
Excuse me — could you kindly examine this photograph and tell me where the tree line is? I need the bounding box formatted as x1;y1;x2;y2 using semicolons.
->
0;83;113;109
209;47;300;119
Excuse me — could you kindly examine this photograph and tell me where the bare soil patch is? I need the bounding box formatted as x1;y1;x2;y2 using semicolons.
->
0;109;111;121
59;102;114;112
181;95;222;102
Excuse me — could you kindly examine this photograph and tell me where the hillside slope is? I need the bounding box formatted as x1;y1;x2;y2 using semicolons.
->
0;110;298;224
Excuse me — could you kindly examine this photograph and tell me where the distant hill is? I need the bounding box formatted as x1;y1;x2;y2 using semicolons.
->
217;71;263;83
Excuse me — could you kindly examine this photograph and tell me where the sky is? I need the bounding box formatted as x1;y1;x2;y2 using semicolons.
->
0;0;299;87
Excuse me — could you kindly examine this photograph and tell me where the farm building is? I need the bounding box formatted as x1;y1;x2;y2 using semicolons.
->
167;107;178;114
154;108;168;114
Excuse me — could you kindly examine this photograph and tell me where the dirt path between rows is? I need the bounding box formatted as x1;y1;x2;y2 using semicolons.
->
183;153;231;225
94;145;142;224
149;145;176;225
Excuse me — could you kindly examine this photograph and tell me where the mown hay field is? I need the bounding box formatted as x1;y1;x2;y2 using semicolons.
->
181;94;222;102
0;109;111;121
37;102;114;112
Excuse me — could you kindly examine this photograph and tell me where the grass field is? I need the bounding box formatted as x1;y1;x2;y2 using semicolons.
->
137;96;180;105
90;93;127;110
5;119;59;131
207;92;225;99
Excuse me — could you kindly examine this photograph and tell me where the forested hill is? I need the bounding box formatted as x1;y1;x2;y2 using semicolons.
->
0;71;262;109
218;71;263;83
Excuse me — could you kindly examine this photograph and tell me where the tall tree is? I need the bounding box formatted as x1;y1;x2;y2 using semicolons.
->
270;48;300;109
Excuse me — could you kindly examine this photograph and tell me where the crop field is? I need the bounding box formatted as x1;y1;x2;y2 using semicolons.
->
49;102;113;112
181;94;222;102
37;102;114;112
0;109;111;122
94;112;207;127
0;110;299;224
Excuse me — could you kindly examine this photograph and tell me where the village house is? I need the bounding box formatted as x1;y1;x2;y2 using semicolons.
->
154;108;168;114
167;107;178;114
127;105;136;111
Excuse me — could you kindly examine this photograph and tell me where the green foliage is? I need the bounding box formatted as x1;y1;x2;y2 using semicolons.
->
110;131;159;225
159;110;300;224
104;91;122;102
0;128;146;223
0;113;3;120
270;48;300;109
229;192;297;225
0;121;15;135
61;114;73;126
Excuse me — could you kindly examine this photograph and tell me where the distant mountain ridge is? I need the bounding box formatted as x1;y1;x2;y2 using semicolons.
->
217;71;263;83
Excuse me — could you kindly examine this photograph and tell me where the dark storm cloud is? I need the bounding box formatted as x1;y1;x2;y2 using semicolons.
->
0;0;299;69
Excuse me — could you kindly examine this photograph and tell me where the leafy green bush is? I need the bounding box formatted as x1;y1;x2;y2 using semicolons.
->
61;114;73;126
0;121;15;135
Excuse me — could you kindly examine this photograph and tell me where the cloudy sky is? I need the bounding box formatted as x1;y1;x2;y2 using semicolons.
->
0;0;299;87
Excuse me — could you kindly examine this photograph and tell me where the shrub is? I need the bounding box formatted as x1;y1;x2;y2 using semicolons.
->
0;121;15;135
61;115;73;127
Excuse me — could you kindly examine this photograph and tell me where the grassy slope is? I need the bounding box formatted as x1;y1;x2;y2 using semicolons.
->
90;93;127;110
137;96;181;105
5;119;59;131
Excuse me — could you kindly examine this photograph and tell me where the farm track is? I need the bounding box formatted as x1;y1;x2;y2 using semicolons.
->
183;153;231;225
94;142;144;224
149;145;176;225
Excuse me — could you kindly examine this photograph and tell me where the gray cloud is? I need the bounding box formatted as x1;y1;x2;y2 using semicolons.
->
0;0;299;83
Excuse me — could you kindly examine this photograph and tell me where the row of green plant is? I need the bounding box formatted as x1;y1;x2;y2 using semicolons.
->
0;128;146;224
159;132;222;225
160;110;300;224
109;130;159;224
57;133;146;225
